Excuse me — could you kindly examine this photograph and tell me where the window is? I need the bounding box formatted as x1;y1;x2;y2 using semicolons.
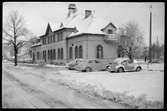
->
53;33;55;42
79;45;83;58
75;46;78;59
43;51;46;61
55;33;57;42
50;50;52;60
44;38;46;44
33;52;35;62
48;50;50;59
61;48;63;59
108;29;113;34
50;35;52;43
53;49;56;60
43;38;46;45
57;33;60;41
88;60;92;63
47;36;49;44
60;32;63;40
58;48;60;59
69;47;73;59
36;52;38;60
96;45;103;59
44;51;46;62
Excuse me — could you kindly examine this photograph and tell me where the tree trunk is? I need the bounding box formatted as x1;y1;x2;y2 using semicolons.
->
14;45;18;66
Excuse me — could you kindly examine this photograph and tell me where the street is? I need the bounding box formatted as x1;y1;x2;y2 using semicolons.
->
2;62;129;108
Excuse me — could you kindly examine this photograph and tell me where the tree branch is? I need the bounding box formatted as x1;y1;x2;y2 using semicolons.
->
3;29;14;39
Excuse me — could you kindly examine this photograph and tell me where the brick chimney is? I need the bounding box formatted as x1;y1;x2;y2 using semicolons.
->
67;4;77;17
85;10;92;19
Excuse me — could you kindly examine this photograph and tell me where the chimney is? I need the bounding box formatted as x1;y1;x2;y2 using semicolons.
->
85;10;92;19
67;4;77;17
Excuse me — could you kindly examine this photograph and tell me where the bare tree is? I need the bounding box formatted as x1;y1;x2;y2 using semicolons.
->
117;21;145;60
3;10;29;66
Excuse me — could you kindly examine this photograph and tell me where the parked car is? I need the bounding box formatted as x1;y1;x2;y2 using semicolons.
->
74;59;106;72
106;58;142;73
66;59;85;70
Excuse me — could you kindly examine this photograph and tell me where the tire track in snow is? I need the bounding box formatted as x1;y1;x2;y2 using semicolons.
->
3;69;70;108
3;63;129;108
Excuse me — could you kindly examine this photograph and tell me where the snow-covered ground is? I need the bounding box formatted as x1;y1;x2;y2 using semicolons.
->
2;61;164;108
57;70;163;101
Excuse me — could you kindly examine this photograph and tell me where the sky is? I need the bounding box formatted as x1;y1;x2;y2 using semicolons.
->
3;2;165;46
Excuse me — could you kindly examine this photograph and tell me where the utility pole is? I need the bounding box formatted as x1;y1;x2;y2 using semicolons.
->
147;5;152;71
149;5;152;63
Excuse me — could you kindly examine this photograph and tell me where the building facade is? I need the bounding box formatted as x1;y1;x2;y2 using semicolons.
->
31;4;118;64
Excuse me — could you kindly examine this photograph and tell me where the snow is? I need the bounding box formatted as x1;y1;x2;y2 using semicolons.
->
57;70;164;102
31;42;41;47
62;10;114;37
3;62;164;108
3;63;128;108
44;64;66;68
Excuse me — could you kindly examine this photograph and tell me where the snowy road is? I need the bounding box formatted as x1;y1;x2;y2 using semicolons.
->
2;62;128;108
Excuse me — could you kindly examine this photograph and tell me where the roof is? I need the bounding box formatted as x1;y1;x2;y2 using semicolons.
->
61;10;117;38
38;7;118;39
31;42;41;48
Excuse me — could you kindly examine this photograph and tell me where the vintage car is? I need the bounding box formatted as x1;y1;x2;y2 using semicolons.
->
106;58;142;73
74;59;106;72
66;59;85;70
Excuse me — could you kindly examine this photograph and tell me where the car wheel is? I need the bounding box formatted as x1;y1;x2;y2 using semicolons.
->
85;67;92;72
136;67;141;72
117;67;124;73
105;66;109;70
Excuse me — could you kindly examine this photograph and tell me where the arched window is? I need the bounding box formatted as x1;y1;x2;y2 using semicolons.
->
58;48;60;59
61;48;63;59
96;45;103;59
48;50;50;59
69;47;73;59
50;50;52;60
33;52;35;62
75;46;78;59
53;49;55;60
79;45;83;58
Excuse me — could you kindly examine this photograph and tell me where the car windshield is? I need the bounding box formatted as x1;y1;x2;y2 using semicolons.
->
113;58;129;64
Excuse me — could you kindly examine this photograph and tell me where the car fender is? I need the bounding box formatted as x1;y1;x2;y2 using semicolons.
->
115;65;125;71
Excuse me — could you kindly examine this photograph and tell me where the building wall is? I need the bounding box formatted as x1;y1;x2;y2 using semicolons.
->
31;45;42;64
67;34;117;62
67;35;87;61
35;28;74;64
40;40;67;64
87;35;117;60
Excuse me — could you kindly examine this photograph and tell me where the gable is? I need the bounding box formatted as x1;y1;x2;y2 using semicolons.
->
101;23;117;34
45;23;52;35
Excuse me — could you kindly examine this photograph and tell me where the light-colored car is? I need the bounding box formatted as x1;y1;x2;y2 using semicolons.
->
66;59;85;70
106;58;142;73
74;59;106;72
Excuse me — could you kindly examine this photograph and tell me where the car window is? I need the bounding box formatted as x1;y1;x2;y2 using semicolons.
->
88;60;92;63
95;60;100;63
128;59;133;63
122;60;127;64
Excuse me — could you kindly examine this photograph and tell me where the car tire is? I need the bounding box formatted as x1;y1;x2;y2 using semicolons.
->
117;67;124;73
136;67;141;72
105;66;109;70
85;67;92;72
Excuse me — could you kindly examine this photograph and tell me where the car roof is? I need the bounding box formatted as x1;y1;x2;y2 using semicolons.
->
114;58;129;63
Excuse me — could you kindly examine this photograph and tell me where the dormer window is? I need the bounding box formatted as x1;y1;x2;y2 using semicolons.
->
108;29;113;34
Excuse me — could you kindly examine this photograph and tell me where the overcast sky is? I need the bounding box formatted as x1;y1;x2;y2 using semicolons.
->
3;2;165;46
